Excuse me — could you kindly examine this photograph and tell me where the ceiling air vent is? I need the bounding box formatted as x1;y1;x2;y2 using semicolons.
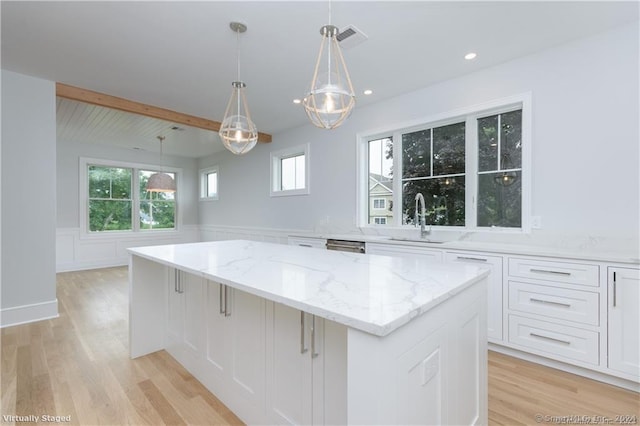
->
337;25;368;49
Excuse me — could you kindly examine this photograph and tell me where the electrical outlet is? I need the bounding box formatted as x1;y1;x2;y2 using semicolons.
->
531;216;542;229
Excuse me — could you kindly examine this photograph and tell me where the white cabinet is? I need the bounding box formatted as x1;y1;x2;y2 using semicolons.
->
288;236;327;249
166;269;204;375
445;251;504;342
504;256;602;369
367;242;442;262
608;267;640;379
265;303;347;426
201;281;266;424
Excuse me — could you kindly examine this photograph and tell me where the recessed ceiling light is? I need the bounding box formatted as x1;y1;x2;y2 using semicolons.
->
293;99;301;104
465;52;477;60
363;89;373;95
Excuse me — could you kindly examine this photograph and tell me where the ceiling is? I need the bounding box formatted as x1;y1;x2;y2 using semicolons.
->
3;1;638;158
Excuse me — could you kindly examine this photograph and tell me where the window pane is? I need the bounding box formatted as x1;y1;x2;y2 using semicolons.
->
402;177;465;226
139;170;175;201
501;110;522;169
295;155;305;189
88;200;132;232
478;115;499;172
207;172;218;197
140;201;176;230
433;122;465;175
402;130;430;179
89;166;131;199
477;171;522;227
368;137;393;225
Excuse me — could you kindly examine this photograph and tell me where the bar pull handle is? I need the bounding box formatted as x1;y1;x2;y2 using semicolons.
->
224;286;231;317
529;298;571;308
299;244;313;248
311;315;319;358
613;271;617;307
174;269;178;293
456;256;488;262
529;332;571;345
300;312;308;354
529;268;571;276
219;284;225;315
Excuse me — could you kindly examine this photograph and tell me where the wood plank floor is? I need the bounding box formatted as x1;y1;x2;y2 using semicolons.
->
1;266;638;425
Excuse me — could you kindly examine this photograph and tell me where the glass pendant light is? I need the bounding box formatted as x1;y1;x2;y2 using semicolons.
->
302;1;356;129
219;22;258;155
146;136;176;193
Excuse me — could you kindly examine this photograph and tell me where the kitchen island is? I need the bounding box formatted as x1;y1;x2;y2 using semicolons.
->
129;240;490;425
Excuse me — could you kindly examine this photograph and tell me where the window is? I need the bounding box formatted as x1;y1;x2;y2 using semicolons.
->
200;166;219;200
359;93;530;231
81;158;180;235
271;144;310;196
373;198;386;209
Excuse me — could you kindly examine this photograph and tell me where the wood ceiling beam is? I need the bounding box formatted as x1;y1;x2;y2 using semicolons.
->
56;83;272;143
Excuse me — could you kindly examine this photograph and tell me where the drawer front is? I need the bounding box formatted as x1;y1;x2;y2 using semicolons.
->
288;237;327;249
366;243;442;262
508;281;599;326
508;258;599;287
508;315;599;365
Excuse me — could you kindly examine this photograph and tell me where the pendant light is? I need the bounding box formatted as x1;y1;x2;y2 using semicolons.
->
219;22;258;155
146;136;176;193
302;1;356;129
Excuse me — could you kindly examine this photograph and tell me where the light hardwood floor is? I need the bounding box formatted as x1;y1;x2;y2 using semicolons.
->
1;266;638;425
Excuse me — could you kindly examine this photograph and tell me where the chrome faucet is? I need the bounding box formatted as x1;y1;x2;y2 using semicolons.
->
414;193;431;238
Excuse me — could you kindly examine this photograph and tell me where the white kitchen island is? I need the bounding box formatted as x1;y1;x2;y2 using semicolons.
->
128;240;490;425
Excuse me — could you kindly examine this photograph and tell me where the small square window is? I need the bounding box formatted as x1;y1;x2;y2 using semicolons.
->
373;198;386;209
200;166;219;200
374;217;387;225
271;144;310;197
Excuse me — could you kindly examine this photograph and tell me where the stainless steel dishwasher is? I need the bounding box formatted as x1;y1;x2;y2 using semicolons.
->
325;239;366;253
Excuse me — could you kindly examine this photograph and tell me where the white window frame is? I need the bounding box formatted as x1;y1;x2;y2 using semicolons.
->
79;157;182;239
372;198;386;209
200;166;219;201
356;92;532;232
270;143;311;197
373;217;387;225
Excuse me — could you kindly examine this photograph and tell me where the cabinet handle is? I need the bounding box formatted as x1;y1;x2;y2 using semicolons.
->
176;271;184;294
529;268;571;276
300;312;308;354
224;286;231;317
174;269;178;293
529;298;571;308
299;244;313;248
219;284;225;315
456;256;487;262
529;332;571;345
613;271;617;307
311;315;319;358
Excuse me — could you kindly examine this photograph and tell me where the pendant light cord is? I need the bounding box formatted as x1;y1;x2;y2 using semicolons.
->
236;27;241;115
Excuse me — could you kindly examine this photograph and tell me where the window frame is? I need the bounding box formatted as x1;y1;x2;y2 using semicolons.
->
356;92;532;232
199;166;219;201
270;143;311;197
79;157;182;239
372;198;387;210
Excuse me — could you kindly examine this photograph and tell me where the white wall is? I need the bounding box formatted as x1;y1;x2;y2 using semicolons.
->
1;70;58;326
55;138;201;271
199;22;639;247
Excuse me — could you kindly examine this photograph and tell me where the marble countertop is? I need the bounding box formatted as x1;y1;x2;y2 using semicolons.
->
128;240;489;337
290;233;640;264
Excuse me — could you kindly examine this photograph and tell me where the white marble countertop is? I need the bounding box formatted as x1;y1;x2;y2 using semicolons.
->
128;240;489;336
289;233;640;264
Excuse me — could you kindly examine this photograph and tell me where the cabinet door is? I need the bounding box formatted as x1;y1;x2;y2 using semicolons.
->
181;271;204;373
203;281;227;390
266;303;313;425
166;268;184;360
445;252;503;342
226;288;267;411
608;267;640;377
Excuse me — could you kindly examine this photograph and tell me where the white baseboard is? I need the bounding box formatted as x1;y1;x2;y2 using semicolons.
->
489;344;640;392
1;299;59;328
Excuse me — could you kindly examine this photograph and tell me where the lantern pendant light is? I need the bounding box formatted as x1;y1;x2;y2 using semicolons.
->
219;22;258;155
302;1;356;129
146;136;176;193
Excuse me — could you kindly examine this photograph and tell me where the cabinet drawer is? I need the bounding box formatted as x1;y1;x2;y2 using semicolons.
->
508;315;599;365
508;281;599;326
508;258;599;287
288;237;327;249
367;243;442;262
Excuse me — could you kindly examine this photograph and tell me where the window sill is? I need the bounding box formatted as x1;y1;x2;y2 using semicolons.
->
79;228;181;241
270;189;310;197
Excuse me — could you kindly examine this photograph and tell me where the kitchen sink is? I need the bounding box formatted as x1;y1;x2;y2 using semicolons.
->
389;237;446;244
